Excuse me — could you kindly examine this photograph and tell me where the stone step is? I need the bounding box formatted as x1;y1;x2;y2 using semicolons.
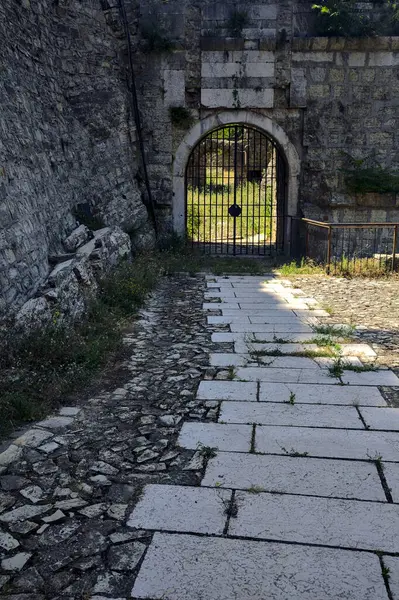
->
229;491;399;553
127;484;230;535
202;452;386;501
359;407;399;431
219;401;364;429
178;422;252;452
258;383;386;406
132;533;388;600
230;323;313;333
236;366;338;384
197;380;257;402
341;370;399;386
255;425;399;461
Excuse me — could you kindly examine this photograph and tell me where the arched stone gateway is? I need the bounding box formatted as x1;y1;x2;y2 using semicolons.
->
173;111;300;256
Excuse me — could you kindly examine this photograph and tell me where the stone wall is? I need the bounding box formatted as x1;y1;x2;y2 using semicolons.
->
2;0;399;314
0;0;154;315
132;0;399;235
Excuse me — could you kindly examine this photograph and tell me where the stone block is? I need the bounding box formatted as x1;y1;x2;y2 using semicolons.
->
15;297;52;330
200;38;245;52
382;463;399;503
127;484;230;534
368;52;398;67
197;380;257;402
202;452;385;501
219;401;363;429
63;225;91;252
163;70;185;107
255;425;399;461
230;492;399;552
132;533;388;600
341;369;399;387
358;407;399;431
292;52;334;63
201;88;274;109
178;422;252;452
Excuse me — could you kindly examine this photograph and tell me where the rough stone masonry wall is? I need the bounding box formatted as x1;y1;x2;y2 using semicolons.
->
133;0;399;233
0;0;154;315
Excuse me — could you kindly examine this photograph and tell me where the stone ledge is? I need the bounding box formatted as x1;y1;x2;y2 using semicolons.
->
292;36;399;52
200;37;276;52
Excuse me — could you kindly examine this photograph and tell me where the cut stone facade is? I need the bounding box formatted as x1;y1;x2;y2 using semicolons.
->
133;0;399;233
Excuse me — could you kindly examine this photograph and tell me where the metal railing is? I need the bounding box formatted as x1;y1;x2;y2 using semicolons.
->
302;219;399;275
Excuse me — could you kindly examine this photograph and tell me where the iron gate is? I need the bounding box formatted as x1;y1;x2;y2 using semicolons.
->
185;124;286;255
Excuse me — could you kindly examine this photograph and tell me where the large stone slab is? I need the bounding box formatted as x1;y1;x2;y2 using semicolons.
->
178;423;252;452
205;302;241;310
253;332;317;342
341;370;399;386
259;383;386;406
381;463;399;502
222;308;295;315
230;323;313;333
382;556;399;600
208;315;250;325
127;485;230;535
197;381;257;402
249;342;319;354
230;492;399;552
238;301;294;309
209;353;253;367
249;315;306;324
219;402;363;429
359;407;399;431
257;356;321;369
236;367;338;384
202;453;386;501
132;533;388;600
255;425;399;461
212;332;248;343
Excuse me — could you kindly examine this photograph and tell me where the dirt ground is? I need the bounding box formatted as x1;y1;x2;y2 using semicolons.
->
284;275;399;369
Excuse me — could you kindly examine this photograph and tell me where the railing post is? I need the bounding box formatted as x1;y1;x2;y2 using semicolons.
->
392;225;398;272
326;226;332;275
305;223;309;260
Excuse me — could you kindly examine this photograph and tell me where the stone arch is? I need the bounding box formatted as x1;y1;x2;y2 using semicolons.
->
172;110;301;236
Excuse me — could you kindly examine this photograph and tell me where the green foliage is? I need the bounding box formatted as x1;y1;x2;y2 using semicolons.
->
277;258;324;275
0;254;162;438
227;9;249;36
169;107;195;129
187;179;275;245
312;1;376;37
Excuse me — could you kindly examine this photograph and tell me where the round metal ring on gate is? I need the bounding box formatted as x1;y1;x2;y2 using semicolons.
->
228;204;242;217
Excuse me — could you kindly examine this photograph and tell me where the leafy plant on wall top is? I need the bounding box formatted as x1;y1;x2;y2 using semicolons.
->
312;0;399;36
311;0;376;37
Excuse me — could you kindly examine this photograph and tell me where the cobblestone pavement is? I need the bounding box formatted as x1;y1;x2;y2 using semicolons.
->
0;276;222;599
285;275;399;368
2;274;399;599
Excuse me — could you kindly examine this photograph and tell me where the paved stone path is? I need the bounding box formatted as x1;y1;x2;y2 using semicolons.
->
2;275;399;599
130;276;399;600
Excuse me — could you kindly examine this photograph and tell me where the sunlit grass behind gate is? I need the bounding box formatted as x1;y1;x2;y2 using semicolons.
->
187;180;276;245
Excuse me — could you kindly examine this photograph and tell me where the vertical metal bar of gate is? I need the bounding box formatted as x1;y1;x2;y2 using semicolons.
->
232;126;238;256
